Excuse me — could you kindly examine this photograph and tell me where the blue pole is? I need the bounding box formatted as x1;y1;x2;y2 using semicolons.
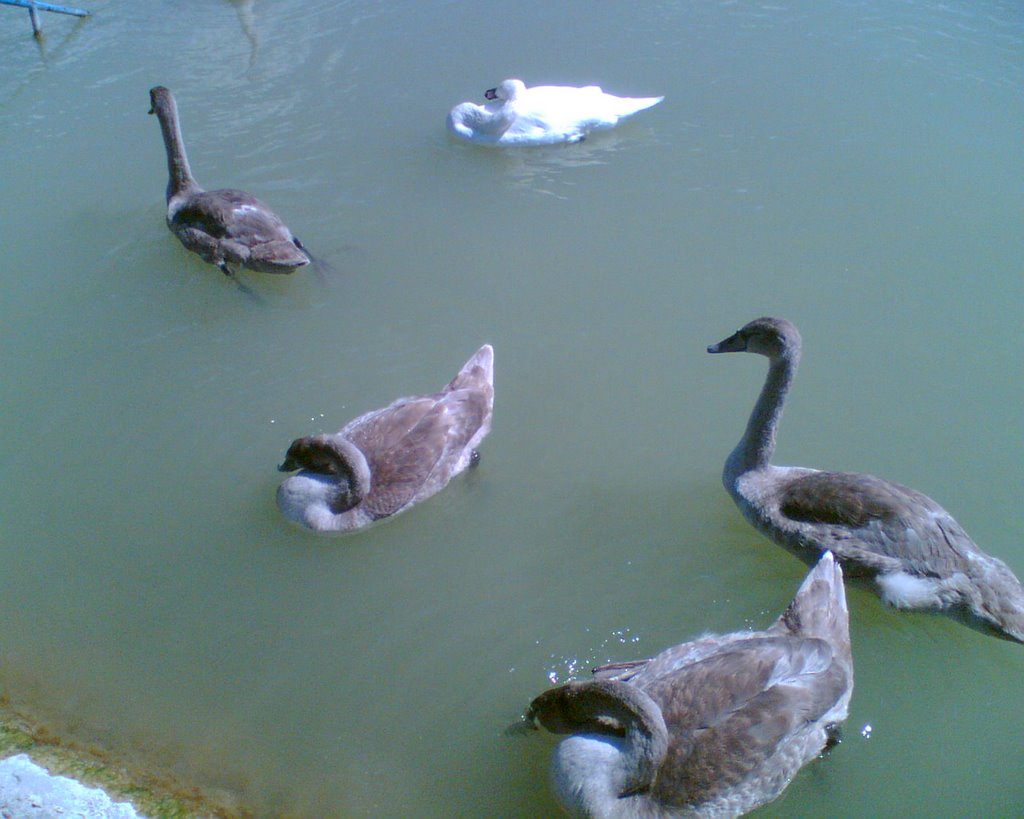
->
0;0;90;16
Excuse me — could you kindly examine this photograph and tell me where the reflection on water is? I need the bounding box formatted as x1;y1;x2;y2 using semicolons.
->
226;0;259;68
477;128;664;198
0;16;90;99
1;0;1023;816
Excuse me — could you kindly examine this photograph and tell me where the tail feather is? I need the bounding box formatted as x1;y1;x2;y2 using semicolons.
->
972;558;1024;643
447;344;494;392
615;95;664;118
772;551;850;653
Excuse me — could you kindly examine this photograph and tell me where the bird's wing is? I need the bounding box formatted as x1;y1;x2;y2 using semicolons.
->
172;189;291;242
643;636;847;806
345;389;488;518
778;471;977;573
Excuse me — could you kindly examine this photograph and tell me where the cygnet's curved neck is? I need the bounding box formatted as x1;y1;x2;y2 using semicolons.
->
281;435;371;514
534;680;668;807
728;347;799;478
311;438;370;513
150;89;199;200
605;684;668;798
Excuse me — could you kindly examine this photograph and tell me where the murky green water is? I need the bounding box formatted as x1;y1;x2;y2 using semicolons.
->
2;0;1022;815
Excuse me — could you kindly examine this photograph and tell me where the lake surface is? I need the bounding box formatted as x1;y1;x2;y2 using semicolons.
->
1;0;1022;815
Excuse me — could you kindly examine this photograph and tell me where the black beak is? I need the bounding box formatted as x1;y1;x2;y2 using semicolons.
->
502;716;538;736
707;330;746;354
484;87;498;101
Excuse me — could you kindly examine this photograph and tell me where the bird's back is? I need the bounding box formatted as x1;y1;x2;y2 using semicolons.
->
341;346;494;518
170;188;308;272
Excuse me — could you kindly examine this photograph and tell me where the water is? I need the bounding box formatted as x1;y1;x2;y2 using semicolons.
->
1;0;1022;815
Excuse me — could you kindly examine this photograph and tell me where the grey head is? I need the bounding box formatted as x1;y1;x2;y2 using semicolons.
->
707;316;802;359
148;85;176;117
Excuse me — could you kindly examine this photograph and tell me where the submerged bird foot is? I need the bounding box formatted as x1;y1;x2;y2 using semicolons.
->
822;723;843;753
217;262;262;302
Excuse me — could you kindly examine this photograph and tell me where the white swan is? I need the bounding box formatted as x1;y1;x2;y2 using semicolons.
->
446;79;663;146
277;345;494;534
148;86;310;285
526;552;852;818
708;316;1024;642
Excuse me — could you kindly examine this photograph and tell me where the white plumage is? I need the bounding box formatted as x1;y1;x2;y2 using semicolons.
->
447;79;663;146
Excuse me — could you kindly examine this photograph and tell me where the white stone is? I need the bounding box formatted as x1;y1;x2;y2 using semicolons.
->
0;753;142;818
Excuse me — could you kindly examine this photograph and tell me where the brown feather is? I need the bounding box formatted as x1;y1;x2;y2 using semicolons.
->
779;471;908;527
644;638;842;806
346;392;487;519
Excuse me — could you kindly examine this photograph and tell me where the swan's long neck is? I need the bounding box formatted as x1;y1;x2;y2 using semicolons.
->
313;438;370;513
727;349;799;479
533;681;668;815
152;95;199;201
280;435;371;514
